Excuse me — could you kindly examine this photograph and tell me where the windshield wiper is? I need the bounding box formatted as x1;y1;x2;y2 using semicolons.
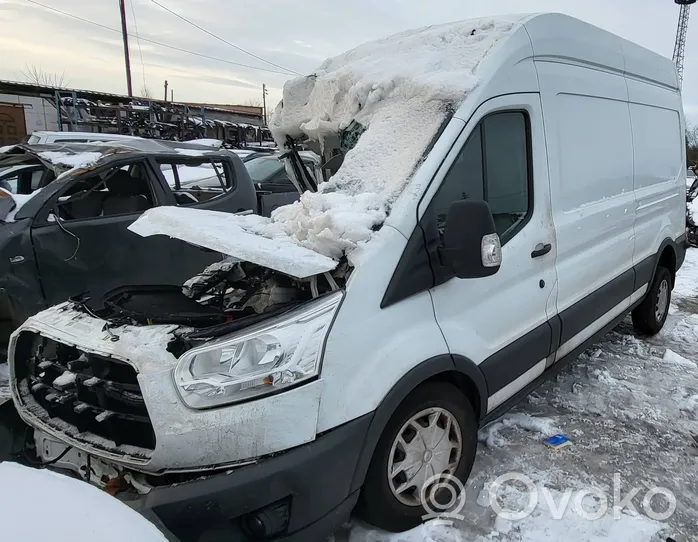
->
281;135;317;194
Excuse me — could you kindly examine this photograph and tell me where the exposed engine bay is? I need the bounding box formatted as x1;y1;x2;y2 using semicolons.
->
71;258;349;359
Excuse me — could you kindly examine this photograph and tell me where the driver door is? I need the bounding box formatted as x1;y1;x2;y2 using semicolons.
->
424;95;559;413
30;158;190;306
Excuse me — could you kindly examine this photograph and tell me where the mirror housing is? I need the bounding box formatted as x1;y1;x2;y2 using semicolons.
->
439;199;501;278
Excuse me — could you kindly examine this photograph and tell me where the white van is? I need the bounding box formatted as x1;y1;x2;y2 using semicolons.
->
7;13;686;542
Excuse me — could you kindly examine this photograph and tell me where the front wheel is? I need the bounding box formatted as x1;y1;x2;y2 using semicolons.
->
632;266;671;335
355;382;477;532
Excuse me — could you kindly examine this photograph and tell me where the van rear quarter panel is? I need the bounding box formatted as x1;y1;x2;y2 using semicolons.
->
626;78;685;268
536;60;635;312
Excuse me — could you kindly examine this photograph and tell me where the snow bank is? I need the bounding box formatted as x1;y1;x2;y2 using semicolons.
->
483;483;663;542
479;413;558;448
38;151;103;169
349;520;463;542
662;348;697;369
0;462;167;541
265;16;523;259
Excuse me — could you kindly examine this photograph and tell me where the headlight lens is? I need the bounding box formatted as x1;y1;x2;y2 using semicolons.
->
174;291;343;409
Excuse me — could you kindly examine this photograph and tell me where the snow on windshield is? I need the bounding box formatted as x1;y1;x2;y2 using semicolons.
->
245;156;284;182
265;16;522;259
131;17;523;267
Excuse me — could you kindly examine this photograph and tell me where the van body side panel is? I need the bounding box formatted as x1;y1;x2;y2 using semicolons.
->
316;226;450;434
535;61;636;330
626;78;685;270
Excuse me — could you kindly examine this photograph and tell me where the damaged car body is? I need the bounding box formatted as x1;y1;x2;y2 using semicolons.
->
0;140;304;353
7;13;688;542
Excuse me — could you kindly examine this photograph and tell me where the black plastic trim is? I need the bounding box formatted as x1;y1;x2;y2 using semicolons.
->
634;254;655;291
128;414;372;542
479;321;551;395
676;233;687;270
558;268;634;345
349;354;488;493
481;303;633;426
381;224;435;308
451;354;490;417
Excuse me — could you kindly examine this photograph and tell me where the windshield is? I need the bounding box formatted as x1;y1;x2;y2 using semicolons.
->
244;157;284;182
26;134;41;145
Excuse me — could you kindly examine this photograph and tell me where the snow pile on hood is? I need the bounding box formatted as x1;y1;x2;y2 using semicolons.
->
264;16;522;258
130;206;337;278
130;17;522;268
38;150;103;169
0;462;167;542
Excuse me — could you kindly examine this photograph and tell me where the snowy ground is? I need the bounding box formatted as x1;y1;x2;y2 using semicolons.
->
2;251;698;541
342;249;698;542
0;462;167;541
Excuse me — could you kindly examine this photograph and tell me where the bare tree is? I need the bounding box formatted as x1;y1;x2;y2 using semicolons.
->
242;97;263;107
140;85;153;99
20;64;69;87
687;123;698;167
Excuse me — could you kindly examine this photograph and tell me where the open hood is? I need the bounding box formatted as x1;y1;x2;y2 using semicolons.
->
128;206;337;279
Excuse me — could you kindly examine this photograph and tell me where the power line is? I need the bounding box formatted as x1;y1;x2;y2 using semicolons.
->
23;0;296;76
148;0;302;76
128;0;147;91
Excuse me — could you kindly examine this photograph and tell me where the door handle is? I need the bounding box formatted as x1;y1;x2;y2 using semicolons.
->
531;243;552;258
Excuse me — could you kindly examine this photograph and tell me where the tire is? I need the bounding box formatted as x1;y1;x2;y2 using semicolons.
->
632;266;672;335
355;382;477;532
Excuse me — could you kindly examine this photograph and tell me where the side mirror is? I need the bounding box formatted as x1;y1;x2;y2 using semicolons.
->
439;199;501;278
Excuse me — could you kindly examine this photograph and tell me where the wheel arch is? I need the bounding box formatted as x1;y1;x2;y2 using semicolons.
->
653;238;679;288
349;354;488;493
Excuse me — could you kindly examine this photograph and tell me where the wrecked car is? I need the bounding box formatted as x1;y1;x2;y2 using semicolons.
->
0;140;270;352
6;12;687;542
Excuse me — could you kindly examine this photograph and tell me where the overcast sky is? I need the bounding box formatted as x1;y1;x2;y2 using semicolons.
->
0;0;696;120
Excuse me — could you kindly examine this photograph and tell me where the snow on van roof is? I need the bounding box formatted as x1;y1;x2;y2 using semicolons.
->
266;16;524;259
131;17;525;274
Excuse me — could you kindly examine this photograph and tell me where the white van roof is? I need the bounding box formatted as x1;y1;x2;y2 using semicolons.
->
522;13;678;90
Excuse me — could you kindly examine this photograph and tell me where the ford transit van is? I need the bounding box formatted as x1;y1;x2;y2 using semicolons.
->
8;13;686;542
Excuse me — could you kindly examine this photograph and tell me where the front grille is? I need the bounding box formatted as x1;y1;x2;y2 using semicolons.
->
26;335;155;450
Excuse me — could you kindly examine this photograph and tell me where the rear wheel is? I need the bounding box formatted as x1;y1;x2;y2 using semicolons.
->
356;382;477;532
632;266;672;335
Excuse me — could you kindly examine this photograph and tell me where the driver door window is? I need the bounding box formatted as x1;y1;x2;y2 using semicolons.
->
430;111;531;244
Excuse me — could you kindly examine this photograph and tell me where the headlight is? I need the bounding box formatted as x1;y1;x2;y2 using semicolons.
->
174;291;343;409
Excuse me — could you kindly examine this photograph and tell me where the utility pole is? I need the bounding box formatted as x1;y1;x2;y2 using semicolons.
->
673;0;697;88
164;80;169;102
262;83;268;126
119;0;133;97
171;89;174;102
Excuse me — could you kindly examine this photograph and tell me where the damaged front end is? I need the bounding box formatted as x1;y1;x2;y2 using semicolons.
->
9;256;347;491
